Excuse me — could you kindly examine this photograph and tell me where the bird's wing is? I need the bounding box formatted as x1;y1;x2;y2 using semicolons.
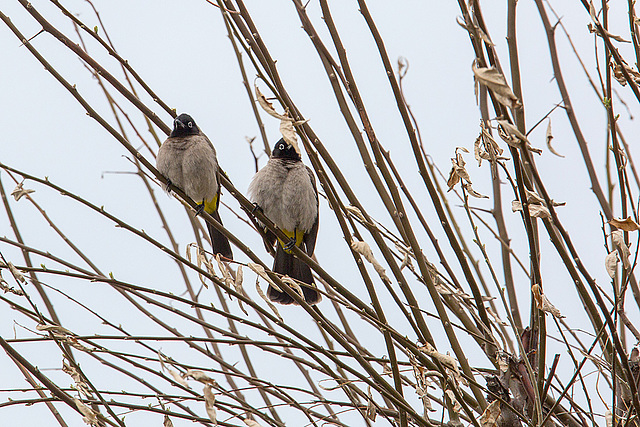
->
303;165;319;255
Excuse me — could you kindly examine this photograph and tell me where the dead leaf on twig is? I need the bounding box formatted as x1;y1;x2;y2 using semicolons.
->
605;250;619;278
472;62;522;110
546;120;564;157
608;217;640;231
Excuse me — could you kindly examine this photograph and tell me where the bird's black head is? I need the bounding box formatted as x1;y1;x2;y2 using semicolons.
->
170;113;199;137
271;138;300;160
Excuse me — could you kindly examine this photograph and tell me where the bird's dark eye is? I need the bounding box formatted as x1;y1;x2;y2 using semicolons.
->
278;143;285;150
188;122;193;128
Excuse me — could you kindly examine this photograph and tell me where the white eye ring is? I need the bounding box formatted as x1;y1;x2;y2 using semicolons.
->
188;122;193;128
279;143;285;150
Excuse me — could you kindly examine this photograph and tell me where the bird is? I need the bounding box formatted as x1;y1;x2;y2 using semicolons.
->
248;138;320;305
156;113;233;260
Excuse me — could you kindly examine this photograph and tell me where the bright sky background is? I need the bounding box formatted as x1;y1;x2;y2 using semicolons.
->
1;1;639;425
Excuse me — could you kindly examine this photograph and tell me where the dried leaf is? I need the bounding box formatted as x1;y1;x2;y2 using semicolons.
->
444;389;462;413
163;415;174;427
462;181;489;199
234;265;248;315
10;182;35;201
612;230;631;269
7;262;26;284
531;284;543;307
168;368;190;388
74;398;99;426
608;217;640;231
204;385;217;424
605;250;619;278
351;239;390;284
244;420;263;427
511;201;551;219
419;343;460;375
254;276;283;322
63;360;91;398
480;400;502;427
605;410;613;427
589;1;598;23
0;269;24;295
533;284;564;318
497;119;542;154
366;386;377;421
255;85;284;120
345;205;366;223
447;148;473;191
255;85;301;155
472;63;522;110
186;369;216;385
279;116;301;156
546;120;564;157
36;323;72;335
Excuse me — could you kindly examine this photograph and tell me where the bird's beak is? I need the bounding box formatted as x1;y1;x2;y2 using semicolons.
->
173;117;186;129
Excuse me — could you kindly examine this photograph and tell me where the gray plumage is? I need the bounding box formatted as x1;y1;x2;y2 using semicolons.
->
248;139;320;305
156;113;232;259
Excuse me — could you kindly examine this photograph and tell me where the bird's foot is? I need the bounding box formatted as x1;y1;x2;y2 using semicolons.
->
283;238;297;252
195;202;205;217
164;178;173;192
251;202;263;215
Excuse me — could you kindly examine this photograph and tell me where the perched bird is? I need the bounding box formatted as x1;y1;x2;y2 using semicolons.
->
156;113;233;260
248;138;320;305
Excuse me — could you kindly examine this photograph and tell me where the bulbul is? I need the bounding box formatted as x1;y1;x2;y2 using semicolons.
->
248;138;320;305
156;113;233;260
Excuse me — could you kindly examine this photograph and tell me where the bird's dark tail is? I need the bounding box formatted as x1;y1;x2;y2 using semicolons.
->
268;244;321;305
207;210;233;260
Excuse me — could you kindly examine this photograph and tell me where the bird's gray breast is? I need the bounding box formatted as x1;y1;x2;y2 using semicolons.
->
157;135;219;202
249;159;317;232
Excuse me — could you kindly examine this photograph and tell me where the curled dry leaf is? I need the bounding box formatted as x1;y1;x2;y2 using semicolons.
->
447;147;471;190
546;120;564;158
497;119;542;154
608;217;640;232
163;415;174;427
281;276;304;299
63;360;91;398
7;262;26;284
10;182;35;201
605;410;613;427
234;265;248;315
255;84;301;155
244;420;263;427
204;385;217;424
366;386;377;421
345;205;366;223
611;230;631;269
418;342;462;381
463;181;489;199
248;263;278;290
0;269;24;296
168;368;190;389
605;251;619;278
186;369;216;385
444;389;462;413
611;62;640;87
254;276;283;322
472;63;522;110
480;400;502;427
351;238;391;284
511;201;551;219
74;398;99;426
36;323;72;335
255;85;284;120
532;284;565;318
